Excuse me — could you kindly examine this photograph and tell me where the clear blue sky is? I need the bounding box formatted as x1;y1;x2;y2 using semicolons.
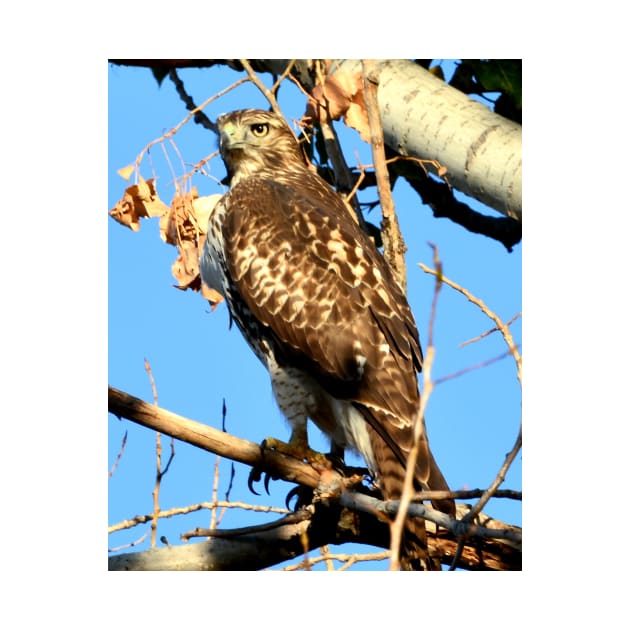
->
108;61;522;570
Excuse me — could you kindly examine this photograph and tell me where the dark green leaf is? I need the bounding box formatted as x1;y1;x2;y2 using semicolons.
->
467;59;521;109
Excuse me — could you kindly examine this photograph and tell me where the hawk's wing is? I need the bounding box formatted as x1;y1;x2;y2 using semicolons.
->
220;173;426;474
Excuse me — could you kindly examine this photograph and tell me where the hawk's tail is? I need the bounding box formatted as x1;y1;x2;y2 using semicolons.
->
365;422;455;570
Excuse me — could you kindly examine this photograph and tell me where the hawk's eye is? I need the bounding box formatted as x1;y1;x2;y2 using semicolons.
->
250;123;269;137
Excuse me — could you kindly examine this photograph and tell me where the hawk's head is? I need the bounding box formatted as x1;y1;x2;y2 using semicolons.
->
217;109;308;185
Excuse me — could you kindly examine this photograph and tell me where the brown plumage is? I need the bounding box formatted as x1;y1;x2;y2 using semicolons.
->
200;109;454;570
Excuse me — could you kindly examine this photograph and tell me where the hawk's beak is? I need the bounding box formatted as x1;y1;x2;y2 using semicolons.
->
220;122;238;152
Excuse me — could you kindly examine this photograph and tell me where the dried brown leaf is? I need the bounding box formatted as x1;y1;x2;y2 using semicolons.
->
117;164;136;181
159;191;225;304
109;169;226;309
159;189;200;246
344;88;370;143
171;241;201;289
306;71;370;142
306;71;363;122
134;178;169;218
109;190;142;231
109;178;169;231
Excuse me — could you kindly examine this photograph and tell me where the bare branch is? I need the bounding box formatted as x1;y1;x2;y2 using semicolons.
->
108;386;321;490
434;347;521;386
168;69;215;132
362;59;407;292
109;492;521;570
270;60;297;97
109;385;521;570
418;263;522;387
463;424;522;524
417;262;522;532
309;60;367;230
239;59;283;116
108;428;127;478
389;244;442;569
341;491;521;548
109;501;289;535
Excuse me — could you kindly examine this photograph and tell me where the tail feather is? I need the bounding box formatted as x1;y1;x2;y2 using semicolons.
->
363;419;454;570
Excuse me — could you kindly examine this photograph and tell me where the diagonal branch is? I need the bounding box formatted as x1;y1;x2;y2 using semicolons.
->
362;59;407;292
168;69;216;132
239;59;283;116
108;385;321;489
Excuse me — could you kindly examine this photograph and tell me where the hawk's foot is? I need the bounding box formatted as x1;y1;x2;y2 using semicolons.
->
247;434;331;496
262;436;332;470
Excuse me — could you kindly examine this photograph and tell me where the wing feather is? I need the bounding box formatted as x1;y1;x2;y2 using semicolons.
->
222;173;422;414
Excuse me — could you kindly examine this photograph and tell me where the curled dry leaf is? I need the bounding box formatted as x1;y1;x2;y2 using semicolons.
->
305;71;370;142
160;190;224;308
109;178;170;231
109;174;224;308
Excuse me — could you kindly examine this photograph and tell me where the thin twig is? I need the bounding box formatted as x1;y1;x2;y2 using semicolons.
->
132;77;249;179
464;424;522;524
280;550;389;571
362;59;407;292
434;347;521;386
311;60;367;230
320;545;335;571
239;59;283;116
108;429;127;478
418;263;522;387
108;530;149;554
108;500;290;535
210;455;221;531
460;312;522;348
270;60;297;96
411;488;521;502
389;244;442;570
145;359;161;549
418;261;522;560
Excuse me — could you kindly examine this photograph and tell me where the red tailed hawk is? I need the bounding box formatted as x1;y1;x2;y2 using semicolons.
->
200;108;454;569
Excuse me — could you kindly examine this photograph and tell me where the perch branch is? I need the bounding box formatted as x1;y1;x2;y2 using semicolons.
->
108;385;321;489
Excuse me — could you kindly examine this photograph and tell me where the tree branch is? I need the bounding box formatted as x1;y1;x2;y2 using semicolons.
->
109;385;521;570
168;69;216;132
108;493;521;571
362;59;407;292
390;154;522;251
309;60;367;231
332;59;522;220
239;59;283;116
108;385;321;489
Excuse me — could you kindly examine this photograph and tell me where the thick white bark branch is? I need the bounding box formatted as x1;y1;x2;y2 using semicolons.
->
333;59;522;220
